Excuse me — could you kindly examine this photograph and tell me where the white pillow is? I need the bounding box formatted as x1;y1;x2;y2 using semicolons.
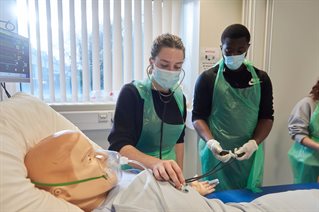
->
0;92;84;212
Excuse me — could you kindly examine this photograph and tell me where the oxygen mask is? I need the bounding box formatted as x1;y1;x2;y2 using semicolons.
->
95;149;127;182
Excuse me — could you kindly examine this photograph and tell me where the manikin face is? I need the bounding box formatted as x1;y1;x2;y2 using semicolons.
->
25;130;118;211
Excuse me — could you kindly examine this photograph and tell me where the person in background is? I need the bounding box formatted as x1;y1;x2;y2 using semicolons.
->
192;24;274;191
108;33;187;189
288;79;319;183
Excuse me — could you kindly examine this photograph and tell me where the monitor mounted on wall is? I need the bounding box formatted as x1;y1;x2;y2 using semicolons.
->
0;28;30;83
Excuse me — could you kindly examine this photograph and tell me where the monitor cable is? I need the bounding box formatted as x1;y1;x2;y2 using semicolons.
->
0;82;11;98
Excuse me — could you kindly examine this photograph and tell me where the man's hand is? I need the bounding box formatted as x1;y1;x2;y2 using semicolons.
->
206;139;233;163
152;160;185;189
235;139;258;160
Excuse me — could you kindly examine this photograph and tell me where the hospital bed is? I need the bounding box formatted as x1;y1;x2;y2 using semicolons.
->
0;92;318;212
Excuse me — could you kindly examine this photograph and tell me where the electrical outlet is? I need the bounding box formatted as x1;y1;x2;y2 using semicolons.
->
98;113;108;123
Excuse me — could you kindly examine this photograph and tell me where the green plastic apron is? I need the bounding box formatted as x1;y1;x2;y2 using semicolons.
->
199;59;264;192
288;101;319;183
133;79;185;160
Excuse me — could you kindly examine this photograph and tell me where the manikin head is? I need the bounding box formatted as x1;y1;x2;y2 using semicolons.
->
24;130;118;212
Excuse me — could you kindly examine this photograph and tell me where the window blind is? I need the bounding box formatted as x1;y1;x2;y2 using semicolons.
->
19;0;182;103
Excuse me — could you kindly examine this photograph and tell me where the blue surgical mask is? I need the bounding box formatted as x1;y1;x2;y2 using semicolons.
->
152;65;181;90
223;52;246;70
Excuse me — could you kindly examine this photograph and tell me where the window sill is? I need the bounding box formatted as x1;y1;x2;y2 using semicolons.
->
49;102;116;112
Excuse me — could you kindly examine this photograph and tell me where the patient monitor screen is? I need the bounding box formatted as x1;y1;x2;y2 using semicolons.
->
0;28;30;82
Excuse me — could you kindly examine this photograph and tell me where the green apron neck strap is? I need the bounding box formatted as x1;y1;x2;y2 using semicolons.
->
172;87;184;115
134;79;184;115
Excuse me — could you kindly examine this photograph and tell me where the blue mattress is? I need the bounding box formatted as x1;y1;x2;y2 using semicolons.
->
206;183;319;203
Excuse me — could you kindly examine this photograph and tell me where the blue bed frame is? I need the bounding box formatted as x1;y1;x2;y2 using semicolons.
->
206;183;319;203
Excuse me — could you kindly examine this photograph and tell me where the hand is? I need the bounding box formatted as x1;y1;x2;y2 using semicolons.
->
206;139;233;163
152;160;185;189
190;180;216;196
235;139;258;160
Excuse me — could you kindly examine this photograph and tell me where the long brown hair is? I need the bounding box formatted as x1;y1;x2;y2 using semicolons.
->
310;80;319;101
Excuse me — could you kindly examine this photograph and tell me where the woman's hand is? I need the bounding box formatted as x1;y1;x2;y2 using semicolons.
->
152;160;185;189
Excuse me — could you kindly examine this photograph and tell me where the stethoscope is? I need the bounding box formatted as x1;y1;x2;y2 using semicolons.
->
167;154;238;193
184;161;231;184
184;150;245;183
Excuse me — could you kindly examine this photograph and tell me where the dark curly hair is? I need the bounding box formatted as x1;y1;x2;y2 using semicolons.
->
221;24;251;44
310;80;319;101
150;33;185;59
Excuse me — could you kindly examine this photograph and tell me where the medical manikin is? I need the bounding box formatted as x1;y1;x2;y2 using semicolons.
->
25;131;319;212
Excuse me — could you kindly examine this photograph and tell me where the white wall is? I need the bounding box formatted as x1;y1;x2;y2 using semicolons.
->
263;0;319;185
51;103;115;150
200;0;242;52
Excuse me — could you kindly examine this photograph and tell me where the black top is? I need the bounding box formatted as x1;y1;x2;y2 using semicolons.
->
192;64;274;122
108;83;187;152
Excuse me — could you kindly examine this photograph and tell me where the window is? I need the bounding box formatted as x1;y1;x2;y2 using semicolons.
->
16;0;185;103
